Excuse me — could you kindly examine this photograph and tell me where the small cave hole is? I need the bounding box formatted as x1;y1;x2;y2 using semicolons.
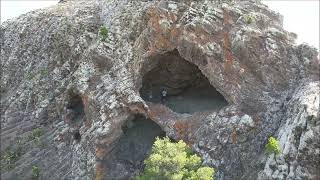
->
73;130;81;141
66;93;85;125
140;50;228;114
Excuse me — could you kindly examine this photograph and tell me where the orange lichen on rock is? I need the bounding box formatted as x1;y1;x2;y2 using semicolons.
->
95;161;105;180
170;26;181;40
81;95;93;128
147;8;171;51
82;95;89;113
146;7;182;53
174;121;188;139
222;9;234;72
223;32;234;72
194;27;222;45
253;114;262;126
128;102;147;115
223;8;231;24
147;110;157;120
95;147;108;179
231;127;237;144
95;147;107;160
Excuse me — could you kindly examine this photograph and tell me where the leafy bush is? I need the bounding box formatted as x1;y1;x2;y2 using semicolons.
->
29;128;44;142
32;165;40;179
26;72;36;80
28;128;45;146
99;26;108;42
245;15;255;24
137;137;215;180
1;139;27;170
39;69;48;76
266;136;281;155
2;150;20;170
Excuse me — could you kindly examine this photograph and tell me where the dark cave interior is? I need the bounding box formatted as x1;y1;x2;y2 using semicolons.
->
114;114;165;164
66;93;85;141
140;50;228;114
103;114;165;179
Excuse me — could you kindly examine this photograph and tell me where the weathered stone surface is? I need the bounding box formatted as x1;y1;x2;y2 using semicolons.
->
1;0;319;179
258;82;320;180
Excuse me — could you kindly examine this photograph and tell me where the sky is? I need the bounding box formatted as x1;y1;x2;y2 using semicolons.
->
0;0;319;50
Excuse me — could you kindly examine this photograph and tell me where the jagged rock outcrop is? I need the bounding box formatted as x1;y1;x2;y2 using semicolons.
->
258;82;319;179
1;0;319;179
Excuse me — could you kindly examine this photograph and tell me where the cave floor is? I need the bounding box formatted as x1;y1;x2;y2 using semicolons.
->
143;85;228;114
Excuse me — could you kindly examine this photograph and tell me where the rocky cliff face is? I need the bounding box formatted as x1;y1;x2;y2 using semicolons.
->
1;0;319;179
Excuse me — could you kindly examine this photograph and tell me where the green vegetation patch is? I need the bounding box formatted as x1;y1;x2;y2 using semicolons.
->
30;128;44;140
32;165;40;179
28;128;45;145
266;136;281;155
1;145;23;170
137;137;215;180
99;25;109;42
245;15;255;24
25;68;48;81
1;128;46;171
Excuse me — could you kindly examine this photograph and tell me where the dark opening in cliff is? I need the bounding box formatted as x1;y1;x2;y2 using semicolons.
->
140;50;228;114
65;93;85;142
66;93;85;125
114;115;165;164
104;114;165;178
73;130;81;141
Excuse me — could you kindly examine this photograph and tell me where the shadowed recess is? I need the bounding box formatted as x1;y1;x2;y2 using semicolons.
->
66;93;85;125
102;115;166;179
140;50;228;114
65;93;85;142
115;115;165;163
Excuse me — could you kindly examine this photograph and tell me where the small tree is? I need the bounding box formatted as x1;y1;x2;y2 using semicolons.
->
137;137;214;180
266;136;281;155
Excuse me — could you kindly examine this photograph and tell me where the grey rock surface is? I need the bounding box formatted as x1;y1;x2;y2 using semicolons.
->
1;0;319;179
258;82;319;180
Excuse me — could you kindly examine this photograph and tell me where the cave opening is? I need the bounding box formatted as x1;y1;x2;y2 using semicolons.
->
73;130;81;141
66;93;85;125
111;114;165;169
65;92;85;142
116;115;165;163
140;50;228;114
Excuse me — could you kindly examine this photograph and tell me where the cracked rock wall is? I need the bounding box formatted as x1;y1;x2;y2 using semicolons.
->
1;0;319;179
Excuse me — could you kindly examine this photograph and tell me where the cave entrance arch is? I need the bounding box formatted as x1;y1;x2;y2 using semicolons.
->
114;115;165;163
104;114;165;179
140;50;228;114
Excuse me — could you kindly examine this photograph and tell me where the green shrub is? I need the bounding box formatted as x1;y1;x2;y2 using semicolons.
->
99;25;108;42
29;128;44;140
1;139;26;170
39;69;48;76
266;136;281;155
26;72;36;80
245;15;255;24
137;137;215;180
2;150;19;170
32;165;40;178
29;128;44;144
